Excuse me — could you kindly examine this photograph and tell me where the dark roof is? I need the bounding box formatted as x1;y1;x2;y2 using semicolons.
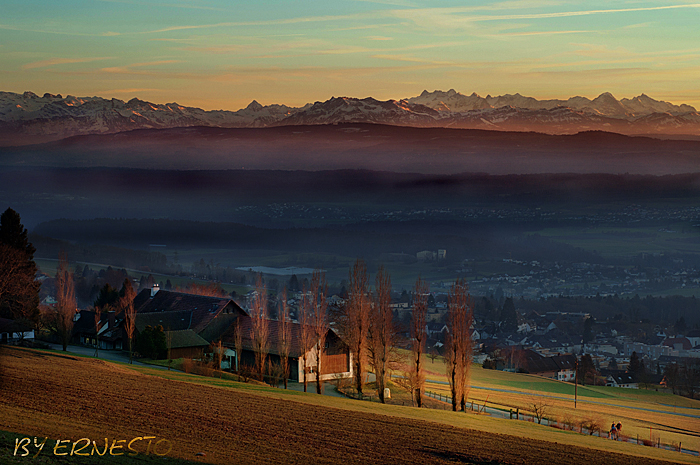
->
521;350;560;374
136;311;192;333
72;310;109;334
551;354;577;371
0;318;33;333
169;330;210;349
133;289;246;333
221;314;347;358
663;337;692;350
608;374;636;384
686;329;700;338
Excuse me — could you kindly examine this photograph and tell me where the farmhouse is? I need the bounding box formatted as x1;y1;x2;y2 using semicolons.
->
72;310;123;350
129;288;353;382
606;373;639;389
221;315;353;383
132;289;246;359
513;349;578;381
0;317;34;343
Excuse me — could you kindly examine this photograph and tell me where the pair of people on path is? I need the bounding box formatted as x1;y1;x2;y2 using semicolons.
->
610;422;622;439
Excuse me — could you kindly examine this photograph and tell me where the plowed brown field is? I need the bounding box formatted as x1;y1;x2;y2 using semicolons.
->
0;347;685;465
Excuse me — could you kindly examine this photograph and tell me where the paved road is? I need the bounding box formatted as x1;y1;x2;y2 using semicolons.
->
423;378;700;419
44;343;167;369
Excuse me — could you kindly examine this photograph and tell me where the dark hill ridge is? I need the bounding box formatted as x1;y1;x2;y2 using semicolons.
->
1;123;700;175
5;167;700;229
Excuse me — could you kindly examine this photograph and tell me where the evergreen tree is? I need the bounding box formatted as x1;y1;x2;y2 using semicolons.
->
577;353;596;385
583;317;594;344
629;351;642;381
93;283;120;310
0;208;40;324
501;297;518;332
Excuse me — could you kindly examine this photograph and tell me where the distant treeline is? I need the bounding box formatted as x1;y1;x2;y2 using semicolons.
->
33;218;601;264
6;168;700;205
31;233;168;273
514;293;700;332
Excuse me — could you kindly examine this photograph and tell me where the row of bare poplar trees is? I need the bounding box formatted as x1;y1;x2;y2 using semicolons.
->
232;259;474;409
339;259;474;409
244;270;329;394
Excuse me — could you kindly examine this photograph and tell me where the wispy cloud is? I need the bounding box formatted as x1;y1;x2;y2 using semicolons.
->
139;13;370;34
97;0;227;12
0;24;121;37
366;36;394;41
497;30;592;37
391;3;700;30
22;57;113;70
101;87;163;94
352;0;418;6
100;60;182;74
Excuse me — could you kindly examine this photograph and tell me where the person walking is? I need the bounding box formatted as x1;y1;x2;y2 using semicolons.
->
610;423;617;440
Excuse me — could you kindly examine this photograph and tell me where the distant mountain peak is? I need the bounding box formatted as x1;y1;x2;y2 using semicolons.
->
1;89;698;147
246;100;263;111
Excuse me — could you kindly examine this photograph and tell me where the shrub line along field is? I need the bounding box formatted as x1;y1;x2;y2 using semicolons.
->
1;347;696;465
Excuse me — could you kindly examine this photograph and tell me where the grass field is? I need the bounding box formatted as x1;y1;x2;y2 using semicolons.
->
415;353;700;452
1;346;698;465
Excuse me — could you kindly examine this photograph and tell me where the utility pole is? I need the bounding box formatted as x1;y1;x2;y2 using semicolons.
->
574;356;578;409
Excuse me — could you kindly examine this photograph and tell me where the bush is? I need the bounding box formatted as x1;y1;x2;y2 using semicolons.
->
182;358;193;374
559;414;576;431
579;417;603;436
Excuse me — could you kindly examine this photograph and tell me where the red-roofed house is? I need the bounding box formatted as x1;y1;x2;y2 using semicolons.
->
663;337;692;351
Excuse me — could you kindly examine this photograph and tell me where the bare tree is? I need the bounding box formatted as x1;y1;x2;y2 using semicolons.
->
233;319;243;373
55;257;75;352
93;306;101;357
0;208;40;326
311;270;328;394
299;284;314;392
278;287;291;389
369;266;394;404
0;244;39;323
251;275;269;382
530;396;549;424
120;279;137;364
411;277;429;407
344;259;370;397
214;339;225;377
446;278;473;411
459;285;474;412
427;348;439;364
166;326;173;371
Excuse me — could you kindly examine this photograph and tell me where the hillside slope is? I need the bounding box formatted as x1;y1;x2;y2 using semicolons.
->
0;347;688;465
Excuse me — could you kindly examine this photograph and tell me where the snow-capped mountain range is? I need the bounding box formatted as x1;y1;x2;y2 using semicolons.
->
1;89;699;145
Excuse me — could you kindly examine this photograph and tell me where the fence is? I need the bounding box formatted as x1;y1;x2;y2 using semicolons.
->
423;390;698;457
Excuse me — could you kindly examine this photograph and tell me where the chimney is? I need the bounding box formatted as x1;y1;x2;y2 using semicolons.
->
151;284;160;297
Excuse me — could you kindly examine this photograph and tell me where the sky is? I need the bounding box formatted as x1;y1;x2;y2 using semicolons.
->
1;0;699;110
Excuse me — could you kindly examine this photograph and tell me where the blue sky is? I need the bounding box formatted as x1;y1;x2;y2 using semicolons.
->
1;0;699;110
